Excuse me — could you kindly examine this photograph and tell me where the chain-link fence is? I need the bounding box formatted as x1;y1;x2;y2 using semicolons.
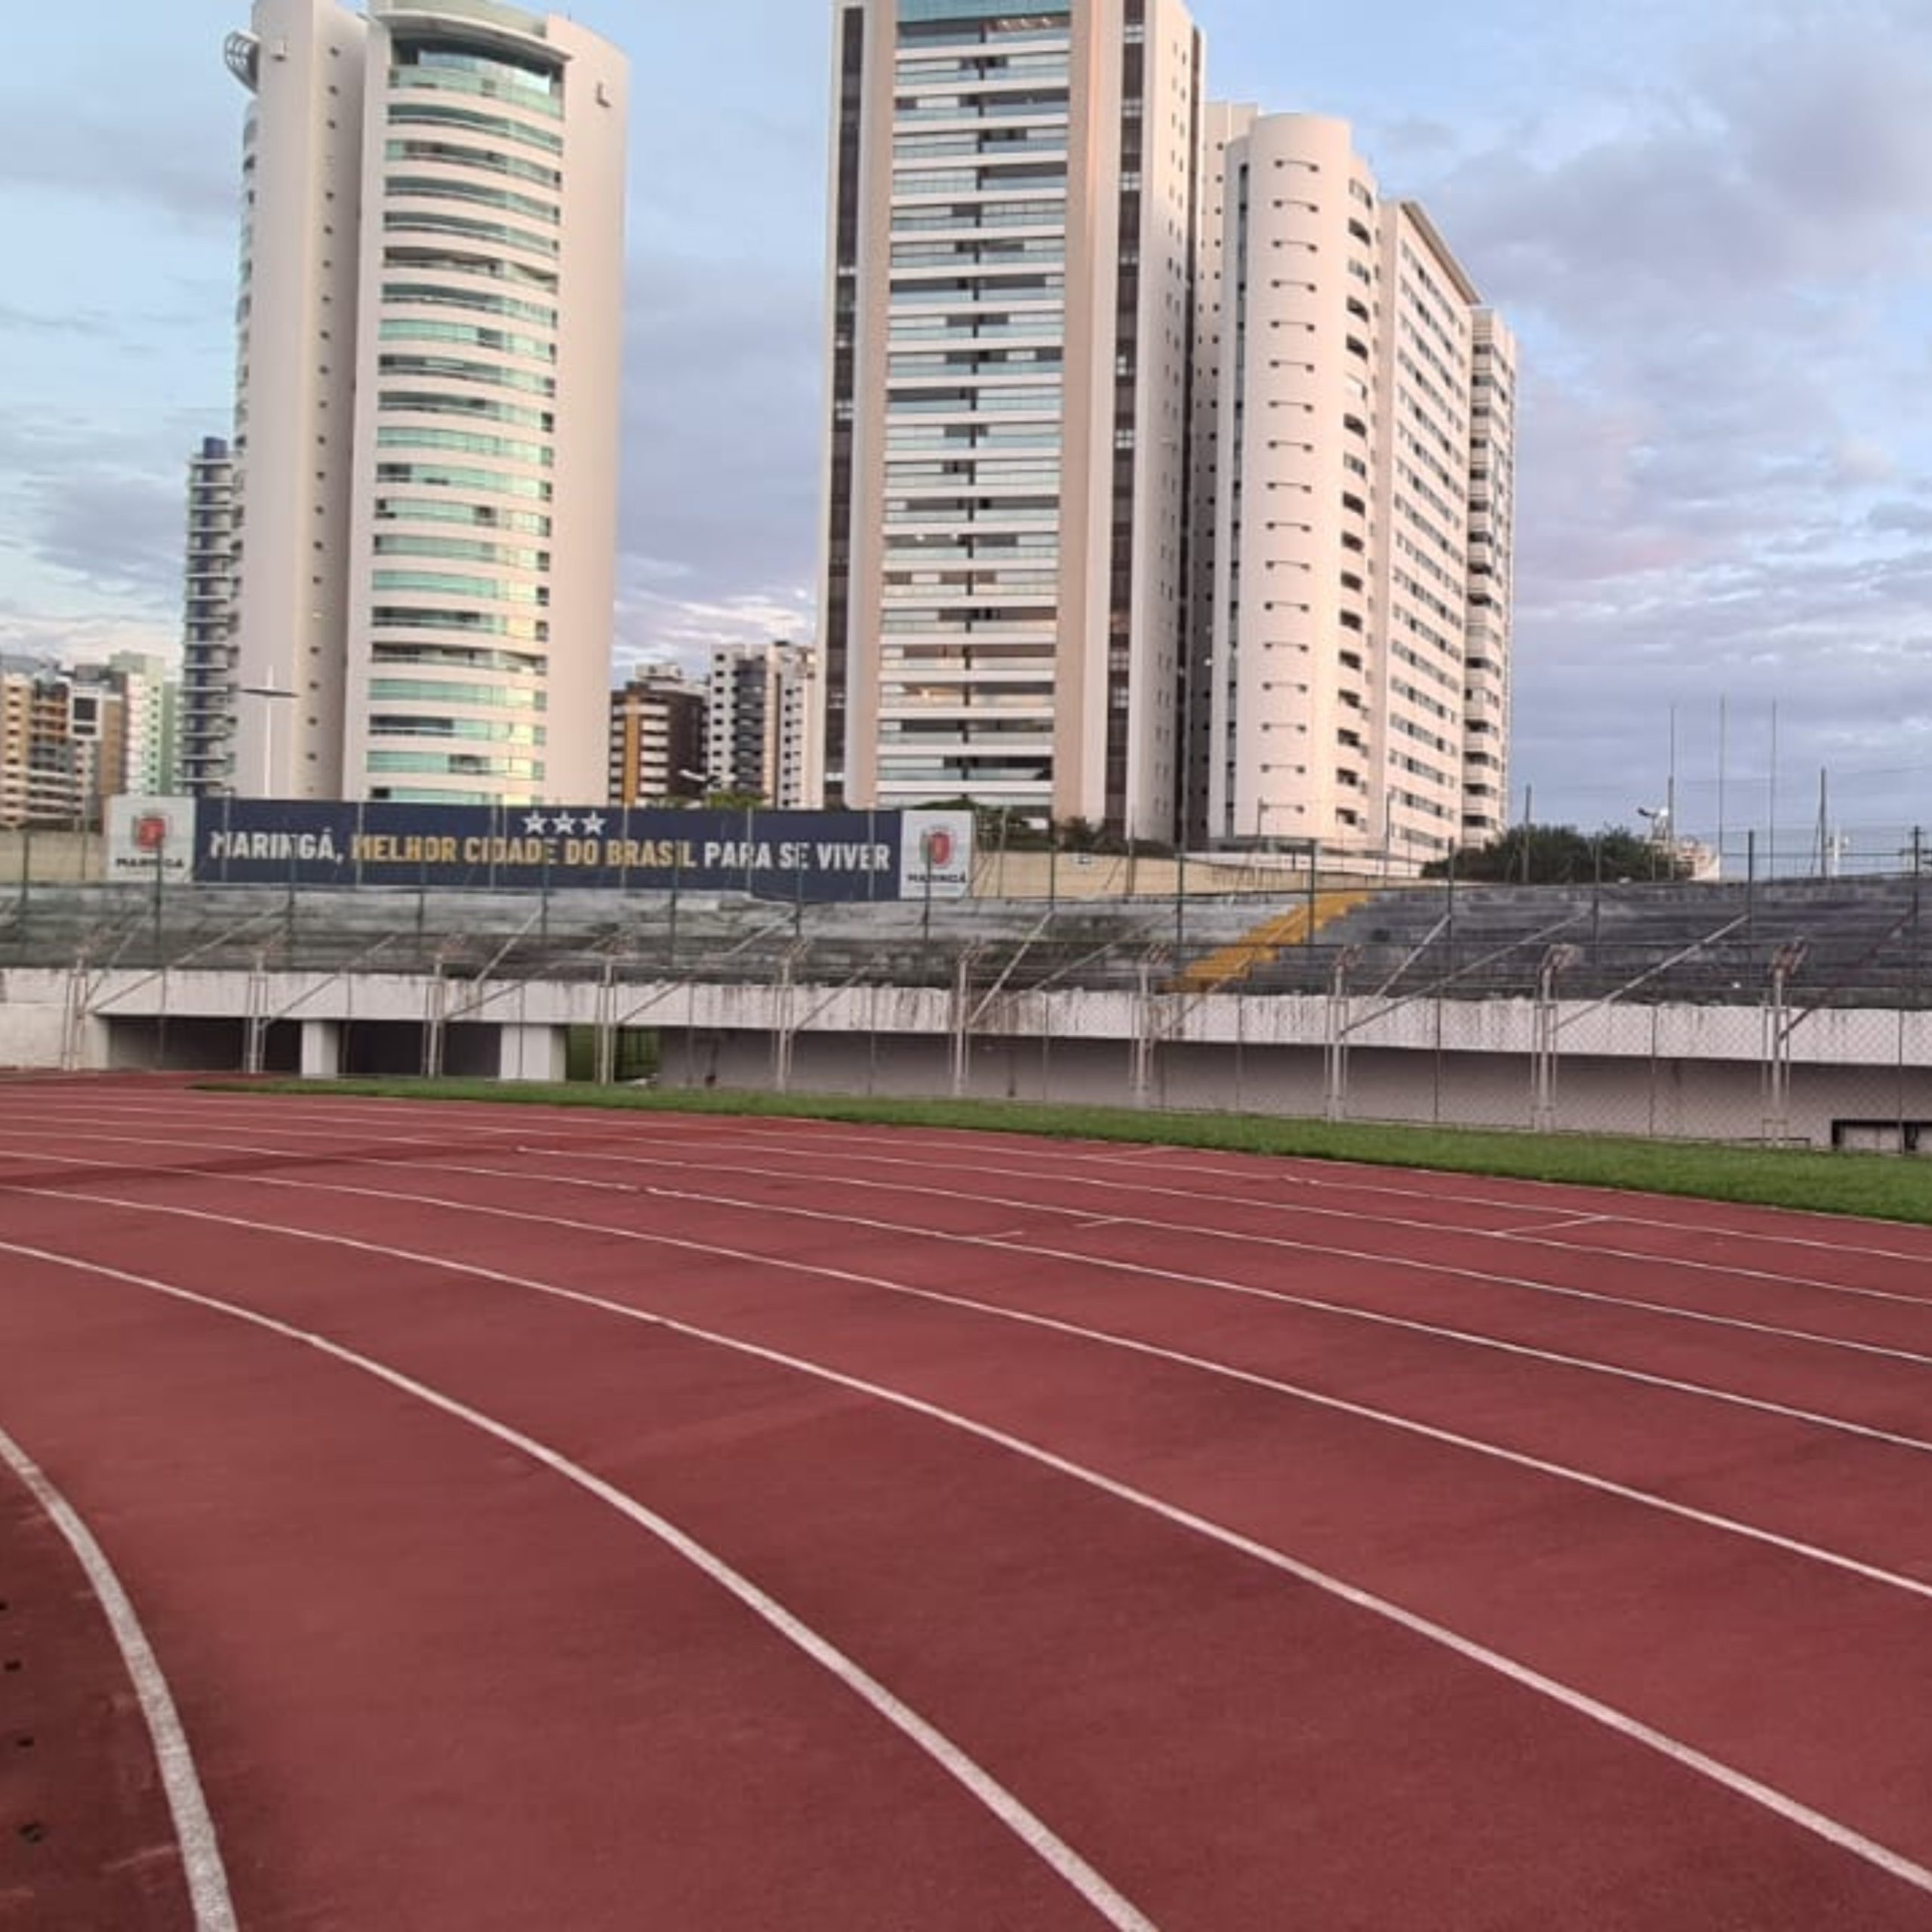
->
6;871;1932;1149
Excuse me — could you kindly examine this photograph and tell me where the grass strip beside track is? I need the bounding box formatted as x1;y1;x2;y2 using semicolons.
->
198;1079;1932;1228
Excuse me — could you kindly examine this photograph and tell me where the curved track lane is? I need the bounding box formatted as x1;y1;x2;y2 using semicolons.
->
2;1080;1930;1928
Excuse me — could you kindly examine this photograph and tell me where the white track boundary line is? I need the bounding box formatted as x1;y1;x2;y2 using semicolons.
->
511;1134;1932;1315
3;1229;1928;1906
11;1120;1932;1370
506;1142;1932;1344
35;1099;1932;1286
488;1171;1932;1463
23;1174;1932;1605
36;1091;1932;1271
0;1423;238;1932
32;1102;1932;1317
5;1140;1932;1468
0;1241;1158;1932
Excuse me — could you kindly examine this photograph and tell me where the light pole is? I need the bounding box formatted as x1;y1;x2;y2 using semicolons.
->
237;678;297;799
1637;803;1672;881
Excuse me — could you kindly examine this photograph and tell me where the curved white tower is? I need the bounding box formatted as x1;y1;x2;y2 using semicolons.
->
1207;112;1512;869
226;0;627;806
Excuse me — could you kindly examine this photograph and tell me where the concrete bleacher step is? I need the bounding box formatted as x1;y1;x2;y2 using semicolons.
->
1172;892;1376;993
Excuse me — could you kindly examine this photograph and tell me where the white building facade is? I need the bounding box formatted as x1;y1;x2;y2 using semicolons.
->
818;0;1202;839
109;654;183;796
179;436;240;797
1205;113;1514;867
703;641;823;808
223;0;627;805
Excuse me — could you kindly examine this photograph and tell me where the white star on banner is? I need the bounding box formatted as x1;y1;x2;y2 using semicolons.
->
522;814;549;835
581;813;608;837
553;812;579;836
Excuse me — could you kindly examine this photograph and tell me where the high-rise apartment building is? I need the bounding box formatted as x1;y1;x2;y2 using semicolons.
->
180;435;239;796
1204;113;1515;866
109;652;183;796
703;641;822;808
0;660;128;829
222;0;628;805
818;0;1202;839
1463;314;1515;844
0;662;39;828
608;665;706;805
773;644;822;810
817;10;1515;857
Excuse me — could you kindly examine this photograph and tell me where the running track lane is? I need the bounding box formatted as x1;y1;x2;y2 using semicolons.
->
0;1085;1930;1925
0;1442;202;1930
19;1106;1932;1579
17;1122;1932;1881
0;1241;1134;1931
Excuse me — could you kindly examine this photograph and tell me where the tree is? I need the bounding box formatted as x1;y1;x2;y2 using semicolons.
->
1425;823;1695;884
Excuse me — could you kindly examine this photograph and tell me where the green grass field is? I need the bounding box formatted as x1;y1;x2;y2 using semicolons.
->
208;1078;1932;1227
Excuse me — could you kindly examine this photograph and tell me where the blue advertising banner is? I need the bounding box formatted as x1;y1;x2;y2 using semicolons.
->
192;801;915;900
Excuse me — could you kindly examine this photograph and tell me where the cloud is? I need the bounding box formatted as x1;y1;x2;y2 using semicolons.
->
614;587;814;682
613;254;823;667
30;470;186;601
0;303;116;339
0;598;177;669
1397;8;1932;841
0;103;235;231
1868;503;1932;538
0;413;195;608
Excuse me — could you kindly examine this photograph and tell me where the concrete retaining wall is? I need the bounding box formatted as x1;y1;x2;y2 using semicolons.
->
5;961;1930;1145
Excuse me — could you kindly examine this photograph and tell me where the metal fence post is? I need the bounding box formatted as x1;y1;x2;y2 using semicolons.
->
595;954;617;1087
244;949;269;1077
950;952;972;1097
772;953;795;1093
1647;1004;1663;1139
1131;959;1155;1106
1531;943;1582;1133
1761;940;1807;1144
1233;993;1245;1115
1324;946;1360;1122
61;948;90;1073
424;960;448;1081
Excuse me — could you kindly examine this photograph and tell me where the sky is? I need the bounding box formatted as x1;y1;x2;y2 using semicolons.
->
5;0;1932;857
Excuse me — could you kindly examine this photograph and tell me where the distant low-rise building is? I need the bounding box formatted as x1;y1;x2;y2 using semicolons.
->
0;657;129;829
608;666;706;805
109;651;183;796
704;641;821;808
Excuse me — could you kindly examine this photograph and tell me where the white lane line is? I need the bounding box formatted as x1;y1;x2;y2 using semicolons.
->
11;1167;1932;1614
43;1100;1932;1287
1492;1214;1615;1236
8;1136;1932;1469
0;1241;1158;1932
12;1123;1932;1371
4;1228;1929;1906
496;1133;1932;1318
581;1180;1932;1463
496;1143;1932;1369
492;1111;1932;1268
57;1091;1932;1278
9;1139;1932;1469
0;1423;238;1932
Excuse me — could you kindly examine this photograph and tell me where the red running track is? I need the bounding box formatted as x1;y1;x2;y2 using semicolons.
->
2;1078;1932;1928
